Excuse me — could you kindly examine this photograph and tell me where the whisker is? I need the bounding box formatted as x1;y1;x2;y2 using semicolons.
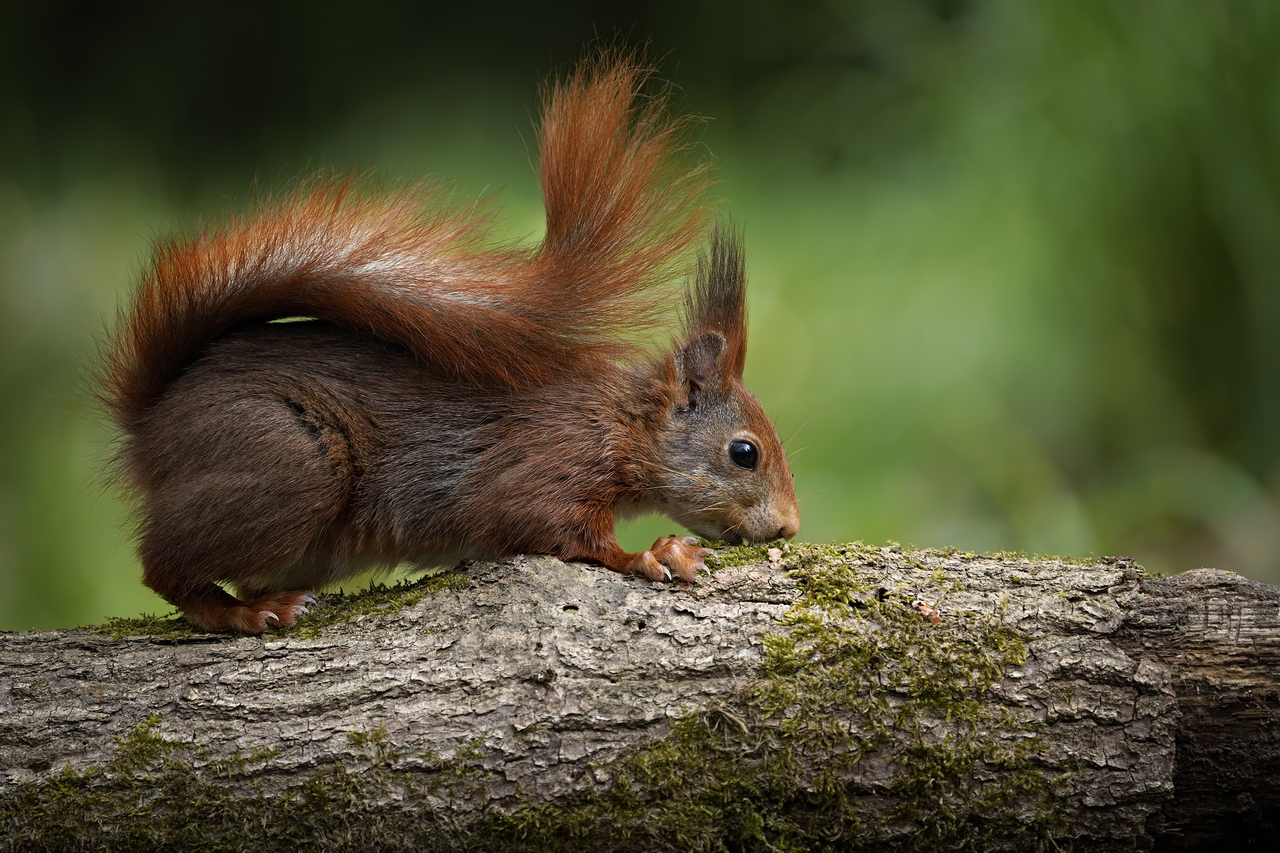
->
648;464;705;483
784;422;807;447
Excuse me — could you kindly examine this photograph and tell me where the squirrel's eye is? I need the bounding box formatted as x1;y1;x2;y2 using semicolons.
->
728;439;758;470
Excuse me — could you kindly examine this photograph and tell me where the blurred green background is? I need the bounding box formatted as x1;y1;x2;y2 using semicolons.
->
3;0;1279;630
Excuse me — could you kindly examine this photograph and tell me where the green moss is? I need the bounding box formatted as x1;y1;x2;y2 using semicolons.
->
95;611;198;641
701;541;774;569
13;545;1065;851
985;549;1031;561
0;715;468;852
290;569;471;637
346;726;390;752
980;548;1110;568
0;715;284;853
930;545;978;560
92;569;471;640
471;542;1065;851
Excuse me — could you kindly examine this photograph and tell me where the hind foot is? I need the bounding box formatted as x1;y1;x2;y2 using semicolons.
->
172;584;317;634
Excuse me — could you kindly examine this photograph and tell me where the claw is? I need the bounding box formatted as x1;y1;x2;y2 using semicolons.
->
649;536;708;583
623;539;709;584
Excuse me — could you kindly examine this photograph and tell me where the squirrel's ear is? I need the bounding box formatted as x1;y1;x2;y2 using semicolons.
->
683;222;747;382
677;331;728;398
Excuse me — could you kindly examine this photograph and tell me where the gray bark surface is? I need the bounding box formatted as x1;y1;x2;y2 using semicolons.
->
1;546;1277;851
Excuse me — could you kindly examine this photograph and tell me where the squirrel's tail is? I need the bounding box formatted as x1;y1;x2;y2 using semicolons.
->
98;50;710;433
533;50;712;340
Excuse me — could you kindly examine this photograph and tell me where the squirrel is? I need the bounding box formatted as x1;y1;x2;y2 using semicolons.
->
97;52;800;634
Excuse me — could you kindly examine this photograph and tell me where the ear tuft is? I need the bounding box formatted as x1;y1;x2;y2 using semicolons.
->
683;222;748;379
679;331;726;392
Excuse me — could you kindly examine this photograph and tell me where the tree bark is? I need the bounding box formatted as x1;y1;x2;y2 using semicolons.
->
1;545;1277;851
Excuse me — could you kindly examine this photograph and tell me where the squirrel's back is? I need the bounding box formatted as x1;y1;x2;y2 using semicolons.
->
98;50;711;434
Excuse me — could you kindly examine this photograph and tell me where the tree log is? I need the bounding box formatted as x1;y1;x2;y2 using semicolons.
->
1;545;1277;851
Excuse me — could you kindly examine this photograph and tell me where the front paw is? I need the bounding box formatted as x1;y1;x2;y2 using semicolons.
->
628;536;709;583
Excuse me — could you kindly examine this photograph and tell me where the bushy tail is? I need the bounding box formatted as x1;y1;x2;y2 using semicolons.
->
98;50;711;432
535;50;712;334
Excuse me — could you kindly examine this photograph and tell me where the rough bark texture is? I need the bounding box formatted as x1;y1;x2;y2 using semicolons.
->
1114;568;1280;850
1;544;1277;851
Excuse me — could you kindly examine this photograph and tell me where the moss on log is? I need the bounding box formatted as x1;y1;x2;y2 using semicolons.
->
1;544;1276;851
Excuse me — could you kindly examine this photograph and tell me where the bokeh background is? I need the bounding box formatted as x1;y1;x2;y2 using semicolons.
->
3;0;1279;630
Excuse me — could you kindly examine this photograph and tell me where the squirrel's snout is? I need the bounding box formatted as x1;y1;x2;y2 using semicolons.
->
742;503;799;543
775;508;800;541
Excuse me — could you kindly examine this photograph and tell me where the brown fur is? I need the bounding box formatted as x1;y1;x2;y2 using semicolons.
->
98;50;800;633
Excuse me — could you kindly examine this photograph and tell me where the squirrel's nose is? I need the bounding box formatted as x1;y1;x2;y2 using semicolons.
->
776;509;800;541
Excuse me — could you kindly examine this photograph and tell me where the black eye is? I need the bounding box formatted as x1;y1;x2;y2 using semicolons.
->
728;439;758;470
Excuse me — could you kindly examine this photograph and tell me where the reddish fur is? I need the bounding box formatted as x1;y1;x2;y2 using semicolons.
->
97;50;799;634
99;52;710;432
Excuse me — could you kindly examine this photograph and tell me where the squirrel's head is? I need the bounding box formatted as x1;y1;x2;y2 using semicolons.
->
648;225;800;544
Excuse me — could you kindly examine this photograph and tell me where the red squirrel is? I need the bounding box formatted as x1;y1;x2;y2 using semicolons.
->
98;53;800;633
